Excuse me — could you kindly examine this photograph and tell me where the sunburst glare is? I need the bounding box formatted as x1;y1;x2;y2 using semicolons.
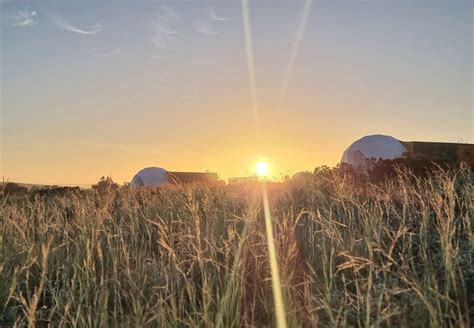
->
256;161;269;177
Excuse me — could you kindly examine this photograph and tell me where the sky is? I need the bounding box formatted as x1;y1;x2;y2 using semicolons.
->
1;0;472;185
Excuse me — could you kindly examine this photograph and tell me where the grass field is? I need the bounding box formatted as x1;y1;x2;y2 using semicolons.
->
0;167;472;327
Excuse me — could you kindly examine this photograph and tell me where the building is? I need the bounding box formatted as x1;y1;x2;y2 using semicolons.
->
341;135;474;169
130;167;218;188
168;172;218;184
228;176;258;185
402;141;474;166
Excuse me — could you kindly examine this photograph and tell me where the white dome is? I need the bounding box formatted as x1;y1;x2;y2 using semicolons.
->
341;135;407;169
130;167;169;188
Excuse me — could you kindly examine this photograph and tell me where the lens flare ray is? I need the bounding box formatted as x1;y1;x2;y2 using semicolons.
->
241;0;260;138
279;0;313;109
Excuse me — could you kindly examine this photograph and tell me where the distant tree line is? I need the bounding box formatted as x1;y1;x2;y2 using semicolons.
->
1;176;121;199
2;157;470;200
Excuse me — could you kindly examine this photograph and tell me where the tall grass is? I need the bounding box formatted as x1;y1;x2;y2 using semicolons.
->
0;166;472;327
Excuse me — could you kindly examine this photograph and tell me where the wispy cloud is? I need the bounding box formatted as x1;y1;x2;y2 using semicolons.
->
145;69;174;83
93;49;126;57
177;93;198;99
194;9;230;36
51;15;103;35
6;10;38;27
210;9;231;21
152;6;180;50
150;77;175;83
194;20;217;36
161;6;180;20
150;54;171;59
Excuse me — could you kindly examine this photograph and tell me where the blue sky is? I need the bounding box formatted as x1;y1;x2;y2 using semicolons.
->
1;0;472;184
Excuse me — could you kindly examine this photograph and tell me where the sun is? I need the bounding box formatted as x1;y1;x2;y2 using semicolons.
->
255;161;269;178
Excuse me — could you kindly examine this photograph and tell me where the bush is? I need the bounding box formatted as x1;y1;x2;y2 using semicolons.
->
3;182;28;196
91;176;119;194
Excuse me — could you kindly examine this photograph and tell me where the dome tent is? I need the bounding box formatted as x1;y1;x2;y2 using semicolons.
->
341;135;407;170
130;167;169;188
